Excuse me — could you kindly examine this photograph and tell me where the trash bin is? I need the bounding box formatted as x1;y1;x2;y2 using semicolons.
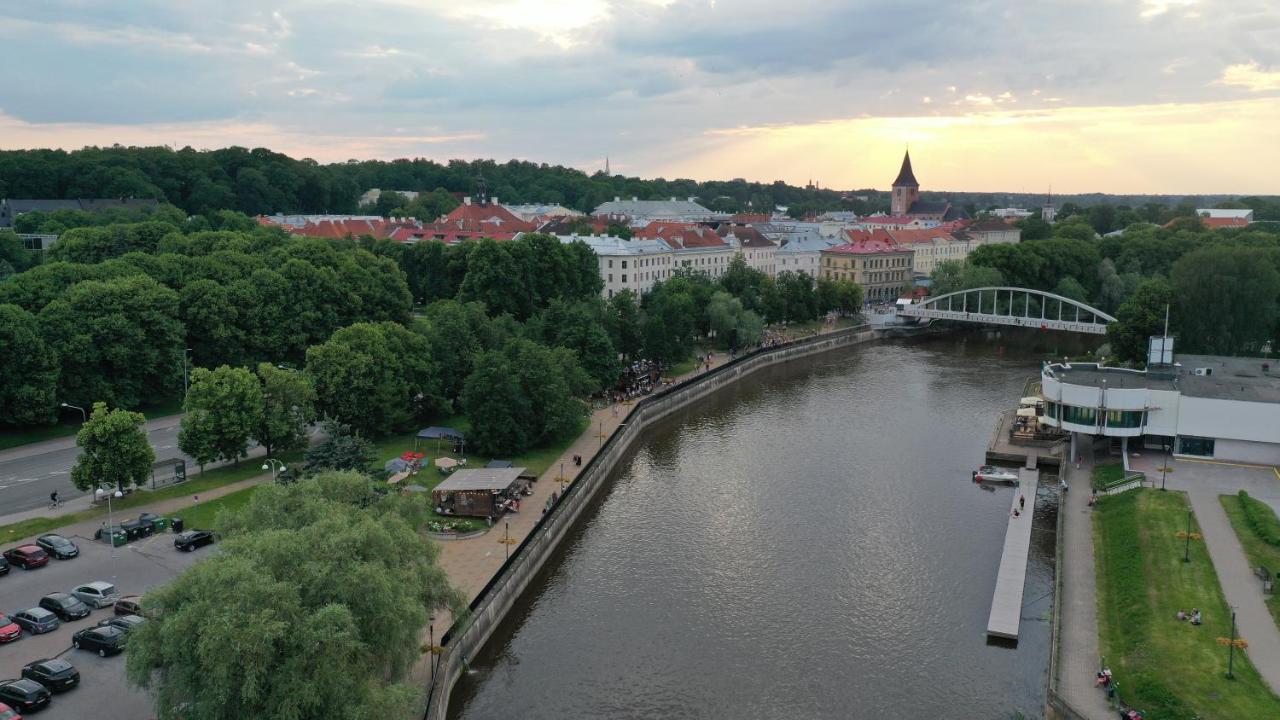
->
110;531;127;547
171;518;184;533
151;516;170;532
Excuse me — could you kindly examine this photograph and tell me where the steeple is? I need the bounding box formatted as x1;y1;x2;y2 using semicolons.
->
604;156;610;176
892;149;919;188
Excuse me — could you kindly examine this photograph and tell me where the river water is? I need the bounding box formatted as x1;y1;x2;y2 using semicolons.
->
448;331;1085;720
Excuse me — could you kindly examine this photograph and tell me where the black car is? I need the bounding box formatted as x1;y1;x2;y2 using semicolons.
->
20;659;79;694
0;556;8;576
34;534;79;560
0;678;51;713
71;625;125;657
10;608;59;635
174;530;215;552
37;593;90;621
96;614;146;633
113;596;143;616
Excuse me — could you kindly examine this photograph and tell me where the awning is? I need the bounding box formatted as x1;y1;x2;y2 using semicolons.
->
435;457;460;470
1016;407;1036;417
486;460;514;469
384;458;411;473
417;426;465;441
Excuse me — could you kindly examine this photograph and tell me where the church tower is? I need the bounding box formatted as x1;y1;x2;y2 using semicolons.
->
891;149;920;216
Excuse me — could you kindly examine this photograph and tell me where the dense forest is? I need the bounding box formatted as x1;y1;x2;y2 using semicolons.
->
4;145;1279;222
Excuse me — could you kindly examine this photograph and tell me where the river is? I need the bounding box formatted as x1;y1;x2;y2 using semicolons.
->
448;330;1090;719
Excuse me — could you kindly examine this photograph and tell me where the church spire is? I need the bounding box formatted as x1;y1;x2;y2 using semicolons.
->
892;148;919;188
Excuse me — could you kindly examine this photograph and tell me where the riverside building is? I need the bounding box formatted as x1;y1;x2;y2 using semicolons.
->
1039;341;1280;465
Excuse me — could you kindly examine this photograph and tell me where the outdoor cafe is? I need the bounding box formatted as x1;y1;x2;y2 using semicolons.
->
433;466;531;519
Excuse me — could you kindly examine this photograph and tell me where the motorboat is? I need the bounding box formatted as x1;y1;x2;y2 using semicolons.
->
973;465;1019;483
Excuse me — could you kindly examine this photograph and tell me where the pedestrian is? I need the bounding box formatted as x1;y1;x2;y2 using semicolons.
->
1019;494;1025;509
193;494;199;505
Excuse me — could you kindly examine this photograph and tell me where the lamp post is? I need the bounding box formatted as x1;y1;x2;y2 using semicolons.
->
262;458;286;482
1228;609;1238;680
1160;440;1170;491
182;347;192;397
106;487;123;560
60;402;87;423
1184;508;1193;563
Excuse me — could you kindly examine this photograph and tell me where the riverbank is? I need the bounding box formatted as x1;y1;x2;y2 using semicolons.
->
421;323;892;718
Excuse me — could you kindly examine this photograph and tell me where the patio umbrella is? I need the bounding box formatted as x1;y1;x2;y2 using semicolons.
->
435;457;459;470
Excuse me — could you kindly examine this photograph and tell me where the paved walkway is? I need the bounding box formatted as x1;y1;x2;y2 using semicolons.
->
1056;455;1115;719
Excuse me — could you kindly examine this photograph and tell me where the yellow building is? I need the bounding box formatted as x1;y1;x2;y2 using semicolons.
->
819;230;914;302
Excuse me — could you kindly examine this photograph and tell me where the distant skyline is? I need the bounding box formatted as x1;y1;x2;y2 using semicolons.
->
2;1;1279;195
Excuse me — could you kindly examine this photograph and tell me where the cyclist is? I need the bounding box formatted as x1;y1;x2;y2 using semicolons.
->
49;490;60;508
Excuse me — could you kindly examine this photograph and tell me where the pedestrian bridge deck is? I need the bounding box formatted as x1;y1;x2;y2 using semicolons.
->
986;462;1040;640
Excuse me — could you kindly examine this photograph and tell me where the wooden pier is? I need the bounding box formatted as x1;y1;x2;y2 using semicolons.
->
986;458;1040;640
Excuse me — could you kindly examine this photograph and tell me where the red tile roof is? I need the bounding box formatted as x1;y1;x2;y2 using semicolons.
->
635;221;728;249
716;223;776;249
285;218;416;240
826;229;914;254
1202;217;1249;229
883;228;958;245
860;215;920;226
437;202;537;234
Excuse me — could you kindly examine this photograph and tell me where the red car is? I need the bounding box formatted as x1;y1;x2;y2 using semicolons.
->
0;614;20;643
2;546;48;570
0;701;23;720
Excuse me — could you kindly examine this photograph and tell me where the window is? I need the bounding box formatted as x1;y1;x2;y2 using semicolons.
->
608;274;613;282
608;260;613;268
1177;436;1215;457
622;274;627;283
1105;410;1145;429
1061;405;1097;426
622;260;628;269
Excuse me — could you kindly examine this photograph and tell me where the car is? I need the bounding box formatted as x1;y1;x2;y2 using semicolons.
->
113;596;143;616
0;680;49;714
174;530;215;552
1;546;48;571
71;625;125;657
0;615;20;644
96;614;145;633
9;609;58;635
0;556;8;576
20;660;79;694
0;701;20;720
37;593;90;622
33;535;78;561
71;581;119;609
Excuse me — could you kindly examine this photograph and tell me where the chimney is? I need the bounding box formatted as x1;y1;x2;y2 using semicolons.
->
614;196;620;202
632;196;638;202
491;196;498;205
464;197;472;205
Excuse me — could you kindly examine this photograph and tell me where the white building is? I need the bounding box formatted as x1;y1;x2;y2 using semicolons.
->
990;208;1034;220
673;244;736;279
773;227;844;278
359;189;420;206
592;197;721;222
720;226;778;276
1040;348;1280;465
555;234;675;298
1196;208;1253;221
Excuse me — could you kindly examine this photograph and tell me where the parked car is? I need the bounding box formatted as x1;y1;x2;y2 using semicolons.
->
174;530;215;552
0;556;9;576
37;593;90;622
71;581;119;609
71;626;125;657
113;596;142;616
0;680;49;714
33;535;78;561
96;615;145;633
0;701;20;720
19;660;78;694
0;615;20;644
1;546;48;571
9;609;58;635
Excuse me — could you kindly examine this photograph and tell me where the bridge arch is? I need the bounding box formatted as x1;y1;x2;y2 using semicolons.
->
897;286;1116;335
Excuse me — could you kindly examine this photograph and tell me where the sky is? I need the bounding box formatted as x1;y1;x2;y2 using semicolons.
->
1;0;1279;194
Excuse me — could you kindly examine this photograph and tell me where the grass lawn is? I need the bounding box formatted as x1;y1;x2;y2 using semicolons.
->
1094;489;1280;719
1092;462;1126;491
179;485;260;530
367;414;591;533
1220;492;1280;630
0;396;186;451
0;451;298;542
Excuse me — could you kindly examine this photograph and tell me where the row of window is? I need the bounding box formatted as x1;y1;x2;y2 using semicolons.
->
822;256;910;269
1044;402;1145;429
606;256;671;270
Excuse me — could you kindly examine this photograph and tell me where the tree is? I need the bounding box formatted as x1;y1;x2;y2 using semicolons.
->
254;363;316;457
606;290;643;360
179;366;264;472
1107;279;1174;364
304;420;375;473
126;473;462;720
642;286;697;363
461;350;531;456
532;299;619;391
775;271;818;323
70;402;155;493
1053;276;1089;302
305;322;442;436
834;279;864;315
1172;246;1280;355
462;339;587;456
459;239;529;319
0;304;59;426
707;291;763;349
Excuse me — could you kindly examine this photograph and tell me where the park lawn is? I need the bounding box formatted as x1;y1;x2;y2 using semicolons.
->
179;485;260;530
0;451;298;542
1094;489;1280;719
1220;493;1280;630
1092;462;1126;491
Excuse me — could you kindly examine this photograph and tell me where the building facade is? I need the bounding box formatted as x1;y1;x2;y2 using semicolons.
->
555;235;675;298
820;231;914;301
1040;353;1280;465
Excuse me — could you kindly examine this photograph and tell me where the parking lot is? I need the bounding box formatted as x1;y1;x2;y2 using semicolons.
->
1;527;206;718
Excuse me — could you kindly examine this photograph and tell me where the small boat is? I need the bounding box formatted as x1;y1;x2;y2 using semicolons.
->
973;465;1019;483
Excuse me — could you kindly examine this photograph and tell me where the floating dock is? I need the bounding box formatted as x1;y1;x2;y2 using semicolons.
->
986;458;1040;640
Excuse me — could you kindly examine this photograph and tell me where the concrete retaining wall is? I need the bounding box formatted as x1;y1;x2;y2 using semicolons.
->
422;325;885;719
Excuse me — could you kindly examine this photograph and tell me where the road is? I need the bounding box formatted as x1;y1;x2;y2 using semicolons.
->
0;415;276;519
0;530;208;719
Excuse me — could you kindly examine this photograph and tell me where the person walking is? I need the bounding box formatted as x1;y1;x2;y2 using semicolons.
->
1019;494;1025;509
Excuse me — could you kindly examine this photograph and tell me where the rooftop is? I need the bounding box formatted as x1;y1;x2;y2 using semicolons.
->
1045;356;1280;403
593;198;716;218
433;467;527;493
553;234;672;256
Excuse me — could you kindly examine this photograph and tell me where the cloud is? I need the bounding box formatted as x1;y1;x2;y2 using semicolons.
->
1218;61;1280;92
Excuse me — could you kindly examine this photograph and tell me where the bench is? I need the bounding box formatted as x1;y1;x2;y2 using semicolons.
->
1257;565;1274;594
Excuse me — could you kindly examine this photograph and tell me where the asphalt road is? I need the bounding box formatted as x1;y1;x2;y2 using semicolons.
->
0;416;276;519
0;529;207;719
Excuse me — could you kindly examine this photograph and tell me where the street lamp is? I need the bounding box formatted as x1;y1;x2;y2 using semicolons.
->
262;458;286;482
182;347;192;397
1160;440;1170;491
60;403;87;423
106;487;124;560
1184;508;1193;563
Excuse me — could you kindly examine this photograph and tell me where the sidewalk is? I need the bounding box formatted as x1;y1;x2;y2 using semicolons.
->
1055;455;1115;719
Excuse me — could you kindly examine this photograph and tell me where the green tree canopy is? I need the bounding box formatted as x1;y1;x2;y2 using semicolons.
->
179;365;264;470
254;363;316;457
0;304;59;426
70;402;155;492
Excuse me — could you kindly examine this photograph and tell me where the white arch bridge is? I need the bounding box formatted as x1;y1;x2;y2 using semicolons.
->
896;286;1116;335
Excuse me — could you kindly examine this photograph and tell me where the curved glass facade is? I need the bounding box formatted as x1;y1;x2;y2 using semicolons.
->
1105;409;1145;429
1061;404;1097;426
